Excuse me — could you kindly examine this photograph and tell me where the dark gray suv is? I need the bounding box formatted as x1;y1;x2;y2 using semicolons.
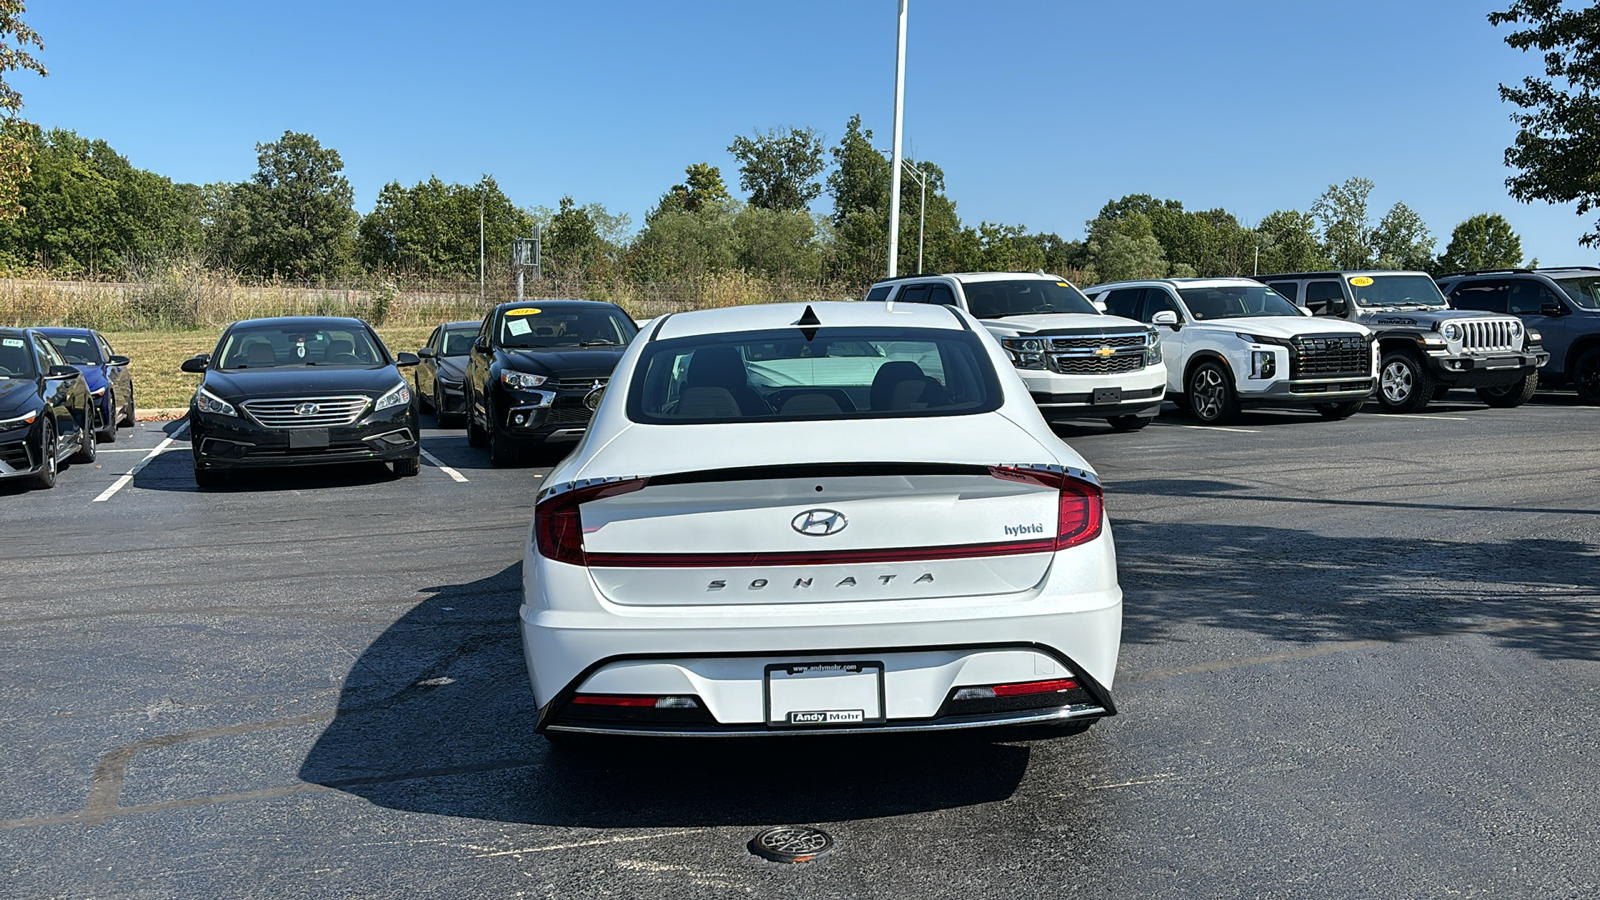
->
1435;267;1600;404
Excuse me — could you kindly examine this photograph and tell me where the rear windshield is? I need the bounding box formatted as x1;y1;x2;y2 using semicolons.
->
626;326;1003;424
216;324;387;369
1178;285;1301;320
1556;276;1600;310
496;305;636;349
1348;274;1447;308
961;280;1098;319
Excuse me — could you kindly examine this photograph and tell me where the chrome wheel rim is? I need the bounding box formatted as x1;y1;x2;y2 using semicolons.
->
1191;367;1225;420
1381;361;1413;404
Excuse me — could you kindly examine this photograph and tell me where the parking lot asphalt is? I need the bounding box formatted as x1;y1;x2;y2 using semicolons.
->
4;394;1600;899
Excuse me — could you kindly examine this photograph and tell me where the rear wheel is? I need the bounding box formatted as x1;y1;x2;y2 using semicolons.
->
1572;347;1600;405
1316;400;1364;420
1377;349;1436;413
1107;414;1153;431
1478;371;1538;408
97;391;118;443
1187;361;1239;424
30;421;57;490
392;455;421;477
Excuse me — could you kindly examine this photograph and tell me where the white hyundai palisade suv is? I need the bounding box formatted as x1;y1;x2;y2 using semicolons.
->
522;301;1122;739
864;273;1167;430
1085;278;1377;424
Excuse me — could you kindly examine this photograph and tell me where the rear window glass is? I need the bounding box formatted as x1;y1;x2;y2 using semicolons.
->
864;285;892;302
626;327;1003;424
1556;276;1600;310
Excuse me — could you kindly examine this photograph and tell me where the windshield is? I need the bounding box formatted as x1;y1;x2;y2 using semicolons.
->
45;333;101;366
496;306;636;349
1178;285;1301;320
441;328;478;356
215;324;387;369
0;335;35;379
1556;276;1600;310
961;280;1098;319
1349;274;1447;309
627;326;1002;424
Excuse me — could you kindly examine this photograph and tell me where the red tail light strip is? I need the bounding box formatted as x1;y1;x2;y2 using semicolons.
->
571;694;659;707
991;678;1078;697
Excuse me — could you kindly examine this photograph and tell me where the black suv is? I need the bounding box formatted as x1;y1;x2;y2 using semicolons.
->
1435;267;1600;404
462;300;637;465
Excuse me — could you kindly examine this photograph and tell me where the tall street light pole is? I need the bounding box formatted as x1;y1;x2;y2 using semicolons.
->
887;0;908;278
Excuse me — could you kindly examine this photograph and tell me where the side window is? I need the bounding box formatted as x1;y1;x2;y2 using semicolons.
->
1143;288;1182;322
426;327;441;351
1266;281;1299;303
1304;281;1346;315
924;283;958;307
1507;281;1562;315
1102;289;1144;320
1450;282;1508;313
864;285;892;302
95;334;114;360
477;317;493;348
897;284;930;305
34;336;65;371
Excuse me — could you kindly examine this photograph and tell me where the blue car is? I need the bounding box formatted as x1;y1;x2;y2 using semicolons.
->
36;328;135;442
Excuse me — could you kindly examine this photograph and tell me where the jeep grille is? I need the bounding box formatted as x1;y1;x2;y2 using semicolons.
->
1459;320;1518;354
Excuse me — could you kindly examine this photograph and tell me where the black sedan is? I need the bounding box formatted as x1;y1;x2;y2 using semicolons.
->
0;327;96;489
414;319;478;427
182;316;421;488
38;327;135;442
462;300;636;466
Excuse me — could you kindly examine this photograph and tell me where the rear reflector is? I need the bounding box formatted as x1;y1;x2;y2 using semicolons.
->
992;678;1077;697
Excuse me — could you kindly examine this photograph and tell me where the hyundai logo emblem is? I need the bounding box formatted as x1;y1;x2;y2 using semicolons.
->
294;402;321;416
791;509;848;537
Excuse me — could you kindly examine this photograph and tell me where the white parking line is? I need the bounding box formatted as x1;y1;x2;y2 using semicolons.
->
1168;424;1261;434
93;423;189;503
419;448;468;483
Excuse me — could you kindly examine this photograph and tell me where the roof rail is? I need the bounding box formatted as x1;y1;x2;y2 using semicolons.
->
1435;268;1536;278
870;273;942;285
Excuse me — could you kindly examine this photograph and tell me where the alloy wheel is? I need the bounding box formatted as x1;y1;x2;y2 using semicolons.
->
1191;367;1225;420
1381;361;1414;404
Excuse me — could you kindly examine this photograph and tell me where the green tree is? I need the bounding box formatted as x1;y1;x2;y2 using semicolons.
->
728;127;826;212
627;200;738;283
1256;209;1329;273
827;115;892;284
212;131;357;279
1085;211;1168;282
653;162;730;217
544;196;615;280
734;206;821;281
1373;201;1436;270
1437;213;1525;272
358;175;531;277
1311;177;1377;269
1;0;45;221
1490;2;1600;245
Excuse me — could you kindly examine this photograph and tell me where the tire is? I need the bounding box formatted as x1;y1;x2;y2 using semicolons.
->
434;382;459;428
70;411;97;464
193;458;226;489
96;391;118;443
1107;414;1153;431
1478;371;1539;408
1316;400;1364;420
489;420;522;468
466;391;489;447
121;385;136;426
392;455;421;477
1572;347;1600;405
1376;349;1437;413
1186;361;1240;425
30;421;57;490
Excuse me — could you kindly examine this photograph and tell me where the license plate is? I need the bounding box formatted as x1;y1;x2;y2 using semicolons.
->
1092;387;1123;405
766;662;884;727
288;429;330;449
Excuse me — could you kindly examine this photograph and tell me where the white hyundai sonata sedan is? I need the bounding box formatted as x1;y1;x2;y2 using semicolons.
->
520;300;1122;737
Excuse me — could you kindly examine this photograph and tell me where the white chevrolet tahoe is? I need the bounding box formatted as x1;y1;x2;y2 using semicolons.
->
864;272;1167;430
1084;277;1377;425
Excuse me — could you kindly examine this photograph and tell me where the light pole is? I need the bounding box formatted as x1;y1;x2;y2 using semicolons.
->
899;159;928;274
887;0;908;278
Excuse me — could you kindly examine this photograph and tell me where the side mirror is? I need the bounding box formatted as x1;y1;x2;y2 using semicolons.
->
1150;310;1180;328
180;355;209;374
394;351;421;367
107;354;132;366
45;364;81;380
1540;302;1568;317
416;347;437;359
474;340;491;354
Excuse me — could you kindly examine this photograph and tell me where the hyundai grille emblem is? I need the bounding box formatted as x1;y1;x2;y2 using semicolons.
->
294;402;321;416
791;509;848;537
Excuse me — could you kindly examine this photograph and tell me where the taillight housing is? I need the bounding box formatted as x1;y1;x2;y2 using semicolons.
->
533;478;649;565
988;466;1104;550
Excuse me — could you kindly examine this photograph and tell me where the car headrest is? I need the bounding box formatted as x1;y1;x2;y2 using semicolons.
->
686;347;749;388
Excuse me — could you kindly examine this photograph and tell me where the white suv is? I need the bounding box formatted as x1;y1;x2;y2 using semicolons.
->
1084;278;1377;425
864;273;1167;430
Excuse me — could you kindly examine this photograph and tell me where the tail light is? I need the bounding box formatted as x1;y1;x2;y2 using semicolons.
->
988;467;1104;549
533;478;649;565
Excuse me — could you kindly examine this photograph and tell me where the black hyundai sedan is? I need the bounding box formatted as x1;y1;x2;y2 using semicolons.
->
182;317;421;488
414;319;479;426
462;300;636;465
0;327;95;489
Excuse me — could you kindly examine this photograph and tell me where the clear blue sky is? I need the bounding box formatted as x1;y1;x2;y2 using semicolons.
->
17;0;1594;263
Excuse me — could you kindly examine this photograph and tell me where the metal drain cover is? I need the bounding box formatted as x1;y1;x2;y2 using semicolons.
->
749;825;834;863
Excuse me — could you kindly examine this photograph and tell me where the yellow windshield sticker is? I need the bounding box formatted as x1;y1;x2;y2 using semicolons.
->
1349;276;1374;287
1056;282;1071;288
505;307;541;316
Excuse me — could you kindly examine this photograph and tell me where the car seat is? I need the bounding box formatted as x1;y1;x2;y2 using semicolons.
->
684;347;768;415
245;343;276;366
869;360;949;410
325;339;358;363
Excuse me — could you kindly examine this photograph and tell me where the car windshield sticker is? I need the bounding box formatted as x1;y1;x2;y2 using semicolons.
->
506;317;532;336
1;338;22;348
506;308;541;316
1350;276;1375;287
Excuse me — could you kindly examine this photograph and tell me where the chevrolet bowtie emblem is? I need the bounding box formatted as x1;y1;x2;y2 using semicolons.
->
1093;346;1115;358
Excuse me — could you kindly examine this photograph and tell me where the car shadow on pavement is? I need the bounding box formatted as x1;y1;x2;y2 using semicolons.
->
298;562;1037;827
1110;479;1600;662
